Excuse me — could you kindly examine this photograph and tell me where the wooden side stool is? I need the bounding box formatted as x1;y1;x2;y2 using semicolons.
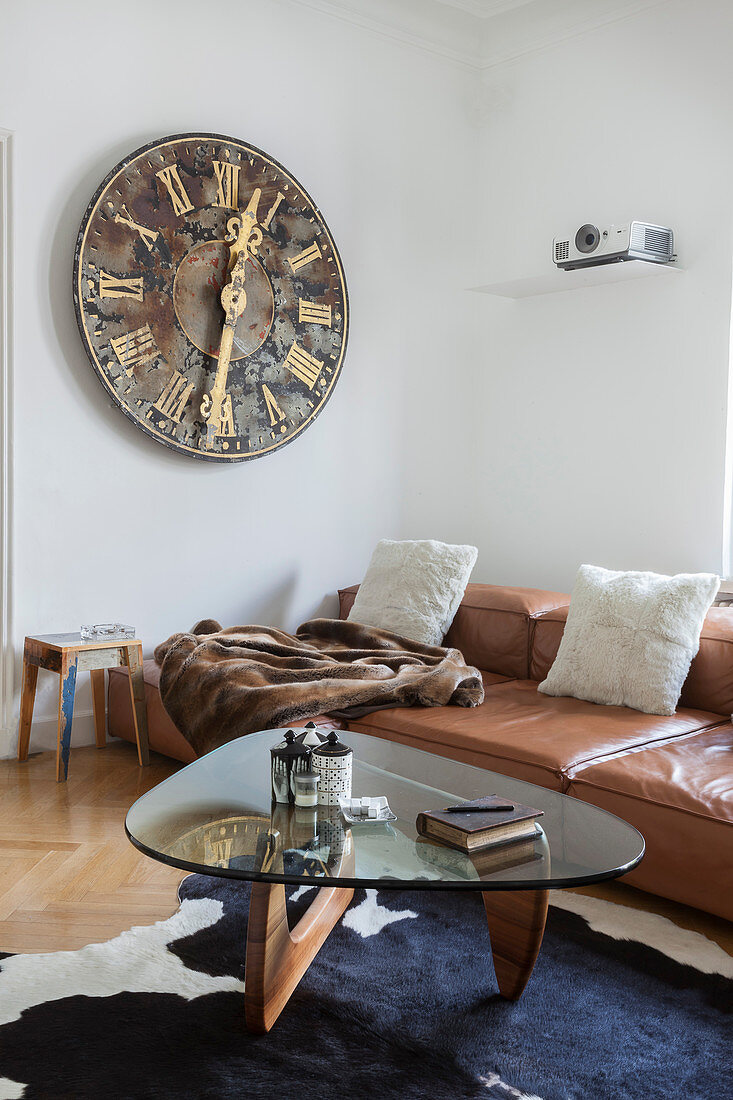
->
17;633;150;782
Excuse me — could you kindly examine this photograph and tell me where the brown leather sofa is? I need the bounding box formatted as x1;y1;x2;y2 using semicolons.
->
108;583;733;922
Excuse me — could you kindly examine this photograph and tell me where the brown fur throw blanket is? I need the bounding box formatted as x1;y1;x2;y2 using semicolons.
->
154;617;484;757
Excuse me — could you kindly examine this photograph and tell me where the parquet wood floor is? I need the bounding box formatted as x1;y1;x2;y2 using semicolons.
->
0;741;185;952
0;740;730;957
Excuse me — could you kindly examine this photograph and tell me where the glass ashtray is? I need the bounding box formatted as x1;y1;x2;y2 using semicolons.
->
81;623;136;641
338;795;397;824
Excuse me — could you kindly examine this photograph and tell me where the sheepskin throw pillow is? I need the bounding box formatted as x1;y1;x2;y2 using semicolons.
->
538;564;719;716
347;539;478;646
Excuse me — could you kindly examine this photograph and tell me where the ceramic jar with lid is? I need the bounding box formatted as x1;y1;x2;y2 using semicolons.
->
297;721;325;748
270;730;311;805
310;731;353;805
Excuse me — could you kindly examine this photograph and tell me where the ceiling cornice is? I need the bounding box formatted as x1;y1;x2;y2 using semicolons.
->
288;0;483;70
479;0;673;72
286;0;673;73
435;0;533;19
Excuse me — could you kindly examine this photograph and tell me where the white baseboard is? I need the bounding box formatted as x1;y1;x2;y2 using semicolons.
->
0;711;98;758
0;725;13;759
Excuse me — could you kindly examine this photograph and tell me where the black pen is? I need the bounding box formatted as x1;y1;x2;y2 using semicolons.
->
443;803;515;813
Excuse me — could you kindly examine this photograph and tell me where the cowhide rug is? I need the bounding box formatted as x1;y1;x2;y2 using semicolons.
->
0;880;730;1100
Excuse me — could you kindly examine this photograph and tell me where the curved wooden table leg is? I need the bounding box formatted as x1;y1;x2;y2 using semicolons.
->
483;888;549;1000
245;877;354;1033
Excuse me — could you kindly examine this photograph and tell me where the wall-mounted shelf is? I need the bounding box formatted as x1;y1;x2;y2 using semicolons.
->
471;260;682;299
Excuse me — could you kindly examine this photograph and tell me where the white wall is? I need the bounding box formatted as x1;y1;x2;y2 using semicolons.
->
0;0;477;752
402;0;733;592
4;0;733;756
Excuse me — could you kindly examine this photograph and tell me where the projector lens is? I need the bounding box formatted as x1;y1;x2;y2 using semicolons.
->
575;224;600;253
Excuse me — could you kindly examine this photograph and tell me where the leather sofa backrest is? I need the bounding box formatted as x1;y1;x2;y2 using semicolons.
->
338;583;569;679
530;603;733;716
338;585;358;619
443;585;569;678
680;608;733;714
530;607;568;682
339;581;733;715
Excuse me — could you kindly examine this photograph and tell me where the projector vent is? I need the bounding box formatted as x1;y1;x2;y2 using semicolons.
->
555;240;569;262
644;227;672;256
630;222;673;258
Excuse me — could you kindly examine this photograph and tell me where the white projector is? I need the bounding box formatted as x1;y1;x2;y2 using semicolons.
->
552;221;675;270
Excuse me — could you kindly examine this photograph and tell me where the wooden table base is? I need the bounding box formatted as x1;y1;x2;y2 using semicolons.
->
245;877;354;1033
483;888;549;1000
243;875;548;1032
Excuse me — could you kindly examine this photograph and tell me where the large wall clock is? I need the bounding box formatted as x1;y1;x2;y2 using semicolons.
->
73;133;349;461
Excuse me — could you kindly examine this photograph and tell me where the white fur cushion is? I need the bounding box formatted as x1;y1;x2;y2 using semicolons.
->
538;564;719;716
347;539;478;646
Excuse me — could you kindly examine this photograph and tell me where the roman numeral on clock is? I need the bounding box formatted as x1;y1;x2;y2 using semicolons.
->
214;395;235;438
155;165;194;216
114;205;159;251
262;191;285;230
288;242;321;273
283;342;323;390
212;160;240;209
99;270;144;301
110;324;159;373
298;299;331;326
154;370;193;423
262;384;285;426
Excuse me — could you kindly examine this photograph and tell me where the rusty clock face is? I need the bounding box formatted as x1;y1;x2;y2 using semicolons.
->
73;133;349;461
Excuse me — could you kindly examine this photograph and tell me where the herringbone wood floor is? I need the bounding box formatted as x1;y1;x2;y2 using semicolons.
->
0;739;731;956
0;741;185;952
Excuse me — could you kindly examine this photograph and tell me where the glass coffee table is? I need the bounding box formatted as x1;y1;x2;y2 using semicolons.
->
126;729;644;1032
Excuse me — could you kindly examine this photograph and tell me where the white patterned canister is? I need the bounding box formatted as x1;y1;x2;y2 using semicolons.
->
310;731;353;806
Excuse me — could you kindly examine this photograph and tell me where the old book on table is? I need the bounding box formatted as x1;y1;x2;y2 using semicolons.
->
416;795;544;853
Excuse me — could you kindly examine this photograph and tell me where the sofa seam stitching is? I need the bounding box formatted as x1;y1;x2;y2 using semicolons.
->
564;719;724;774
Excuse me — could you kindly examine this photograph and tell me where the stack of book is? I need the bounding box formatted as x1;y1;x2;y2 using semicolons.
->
416;795;543;854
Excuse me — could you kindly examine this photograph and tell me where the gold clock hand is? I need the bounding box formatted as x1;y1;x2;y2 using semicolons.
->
200;190;261;448
225;188;262;267
201;251;248;447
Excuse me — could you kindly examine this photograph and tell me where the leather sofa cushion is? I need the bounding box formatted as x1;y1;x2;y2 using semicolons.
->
340;582;569;679
566;723;733;822
680;609;733;715
566;724;733;922
107;661;344;764
530;604;733;716
346;679;722;791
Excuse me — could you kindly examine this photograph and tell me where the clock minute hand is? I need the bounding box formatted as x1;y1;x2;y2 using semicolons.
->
226;187;262;268
200;192;260;448
201;253;248;448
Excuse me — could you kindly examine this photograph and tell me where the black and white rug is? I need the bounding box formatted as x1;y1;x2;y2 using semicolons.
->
0;877;730;1100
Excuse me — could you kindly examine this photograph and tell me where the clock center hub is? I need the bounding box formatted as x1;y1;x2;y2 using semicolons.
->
172;240;275;361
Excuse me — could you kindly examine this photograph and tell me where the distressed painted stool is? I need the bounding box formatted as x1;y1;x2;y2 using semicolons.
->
17;633;150;782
